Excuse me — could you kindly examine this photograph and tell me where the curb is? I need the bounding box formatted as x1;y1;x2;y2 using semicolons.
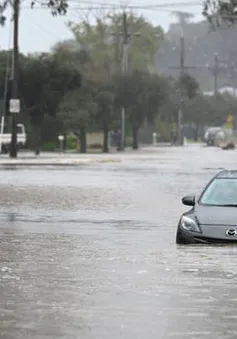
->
0;158;121;167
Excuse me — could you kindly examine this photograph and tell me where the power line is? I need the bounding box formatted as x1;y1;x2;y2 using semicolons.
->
21;7;200;13
23;10;61;41
65;0;201;3
18;0;202;10
65;0;202;6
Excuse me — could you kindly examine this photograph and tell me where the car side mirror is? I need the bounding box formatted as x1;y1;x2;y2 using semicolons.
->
182;195;195;206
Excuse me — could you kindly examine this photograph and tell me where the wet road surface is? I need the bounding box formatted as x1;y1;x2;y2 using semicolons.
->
1;145;237;338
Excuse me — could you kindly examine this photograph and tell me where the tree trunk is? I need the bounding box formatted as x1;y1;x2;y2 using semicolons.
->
30;114;44;155
32;123;42;155
194;124;199;141
102;120;109;153
79;127;87;153
63;133;67;151
132;125;139;150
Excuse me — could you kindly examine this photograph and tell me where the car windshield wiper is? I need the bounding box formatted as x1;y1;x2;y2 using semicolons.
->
218;204;237;207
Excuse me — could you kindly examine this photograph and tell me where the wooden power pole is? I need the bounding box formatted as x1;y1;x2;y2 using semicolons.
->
120;12;129;151
10;0;20;158
168;35;196;146
111;11;140;151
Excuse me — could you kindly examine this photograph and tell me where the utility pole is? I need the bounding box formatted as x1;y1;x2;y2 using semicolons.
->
205;53;228;96
120;11;129;151
213;53;218;96
178;35;185;147
168;35;196;146
9;0;20;158
111;12;139;151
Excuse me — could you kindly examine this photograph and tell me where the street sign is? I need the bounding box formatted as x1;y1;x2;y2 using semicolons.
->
226;114;233;124
9;99;20;113
225;114;233;129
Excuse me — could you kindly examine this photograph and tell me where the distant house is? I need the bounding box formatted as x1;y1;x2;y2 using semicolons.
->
203;86;237;97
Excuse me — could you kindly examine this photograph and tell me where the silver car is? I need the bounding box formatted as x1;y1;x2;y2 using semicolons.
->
204;127;223;146
176;170;237;244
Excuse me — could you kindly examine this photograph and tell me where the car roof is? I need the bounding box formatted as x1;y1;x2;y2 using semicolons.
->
206;127;221;131
215;170;237;179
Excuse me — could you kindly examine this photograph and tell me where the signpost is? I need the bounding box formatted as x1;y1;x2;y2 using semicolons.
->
58;135;64;153
226;114;233;129
9;99;20;113
10;98;20;158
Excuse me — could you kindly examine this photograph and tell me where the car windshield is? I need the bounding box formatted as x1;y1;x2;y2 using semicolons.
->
200;178;237;206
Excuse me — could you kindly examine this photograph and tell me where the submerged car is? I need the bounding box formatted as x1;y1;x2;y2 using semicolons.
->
204;127;224;146
176;170;237;244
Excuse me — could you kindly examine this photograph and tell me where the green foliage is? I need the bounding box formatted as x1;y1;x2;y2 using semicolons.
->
184;94;210;125
114;69;169;148
177;73;200;99
146;74;170;122
19;53;81;126
42;136;77;152
0;0;69;26
110;13;164;71
183;92;237;127
67;12;164;74
58;85;97;133
66;135;77;150
115;70;168;128
203;1;237;26
95;90;114;124
155;120;173;141
41;141;57;152
1;9;236;152
95;89;114;152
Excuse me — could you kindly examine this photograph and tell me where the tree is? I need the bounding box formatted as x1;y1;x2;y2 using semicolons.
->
184;94;210;140
58;86;97;153
182;91;237;141
67;12;164;74
0;0;70;157
95;90;114;153
18;52;81;151
203;0;237;26
172;11;195;26
66;16;115;83
52;39;91;67
157;77;179;124
0;0;68;26
208;94;235;126
115;70;167;149
0;51;28;124
109;12;164;72
146;74;169;123
114;70;146;149
177;73;200;99
52;12;165;151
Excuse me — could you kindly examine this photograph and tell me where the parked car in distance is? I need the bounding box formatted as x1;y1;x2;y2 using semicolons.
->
204;127;223;146
0;123;27;154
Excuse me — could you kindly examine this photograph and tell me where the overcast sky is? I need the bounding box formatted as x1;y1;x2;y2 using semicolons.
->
0;0;203;54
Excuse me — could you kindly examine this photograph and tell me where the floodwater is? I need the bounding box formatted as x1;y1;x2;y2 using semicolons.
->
0;145;237;339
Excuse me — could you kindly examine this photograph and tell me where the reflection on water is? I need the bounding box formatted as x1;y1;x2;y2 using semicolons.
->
1;146;237;338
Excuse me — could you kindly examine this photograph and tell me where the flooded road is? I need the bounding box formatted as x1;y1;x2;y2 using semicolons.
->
1;145;237;338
